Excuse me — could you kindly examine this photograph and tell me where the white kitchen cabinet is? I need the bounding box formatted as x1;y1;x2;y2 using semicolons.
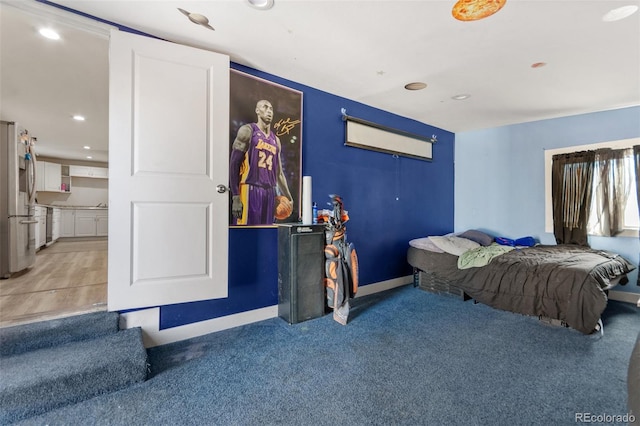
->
52;208;61;241
69;165;108;179
61;165;71;193
74;209;108;237
34;206;47;249
96;214;108;236
61;210;75;237
45;162;62;192
36;161;62;192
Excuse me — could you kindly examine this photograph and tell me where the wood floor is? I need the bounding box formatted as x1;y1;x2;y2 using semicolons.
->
0;239;108;328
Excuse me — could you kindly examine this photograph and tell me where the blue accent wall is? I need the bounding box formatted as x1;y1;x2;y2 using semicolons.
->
36;0;454;331
455;106;640;294
160;64;455;329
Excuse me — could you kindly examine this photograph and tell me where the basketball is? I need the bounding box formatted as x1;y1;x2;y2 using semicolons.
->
274;195;293;220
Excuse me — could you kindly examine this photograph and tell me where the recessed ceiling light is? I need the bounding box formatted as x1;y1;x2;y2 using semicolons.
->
451;94;471;100
86;156;93;159
39;28;60;40
73;115;85;121
602;5;638;22
404;82;427;91
247;0;274;10
83;146;91;150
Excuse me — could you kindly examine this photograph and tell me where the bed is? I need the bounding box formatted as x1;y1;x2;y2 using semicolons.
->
407;231;635;334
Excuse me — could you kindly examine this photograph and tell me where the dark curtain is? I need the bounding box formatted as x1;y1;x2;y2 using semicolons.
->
634;145;640;285
551;151;596;246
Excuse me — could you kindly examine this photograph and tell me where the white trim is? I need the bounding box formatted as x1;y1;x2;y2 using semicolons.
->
120;305;278;348
354;275;413;298
608;290;640;306
120;276;414;348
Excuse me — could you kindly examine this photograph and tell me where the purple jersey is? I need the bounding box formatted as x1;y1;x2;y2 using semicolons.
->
231;123;280;225
240;123;279;188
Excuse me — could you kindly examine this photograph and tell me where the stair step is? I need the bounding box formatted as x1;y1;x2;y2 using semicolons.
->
0;327;148;424
0;311;120;357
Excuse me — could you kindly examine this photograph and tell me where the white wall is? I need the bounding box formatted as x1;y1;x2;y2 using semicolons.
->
455;106;640;293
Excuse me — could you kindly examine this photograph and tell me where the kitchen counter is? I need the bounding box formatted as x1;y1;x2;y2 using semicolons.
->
36;204;108;210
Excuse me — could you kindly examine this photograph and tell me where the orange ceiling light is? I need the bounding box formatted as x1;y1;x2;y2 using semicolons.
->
452;0;507;21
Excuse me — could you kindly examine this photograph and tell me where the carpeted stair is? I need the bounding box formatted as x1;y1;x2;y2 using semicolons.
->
0;312;148;424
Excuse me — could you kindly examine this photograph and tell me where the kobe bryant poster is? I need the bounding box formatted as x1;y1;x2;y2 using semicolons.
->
228;69;303;227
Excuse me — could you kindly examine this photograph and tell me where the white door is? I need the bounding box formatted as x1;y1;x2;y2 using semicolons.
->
108;30;230;311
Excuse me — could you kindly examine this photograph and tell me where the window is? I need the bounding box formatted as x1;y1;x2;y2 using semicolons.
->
544;137;640;238
587;149;638;236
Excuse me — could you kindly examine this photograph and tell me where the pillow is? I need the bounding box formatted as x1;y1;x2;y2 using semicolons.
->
458;229;494;247
514;236;536;247
409;237;445;253
495;236;537;247
428;235;480;256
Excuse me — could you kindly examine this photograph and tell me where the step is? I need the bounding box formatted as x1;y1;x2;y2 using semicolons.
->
0;311;120;357
0;327;148;424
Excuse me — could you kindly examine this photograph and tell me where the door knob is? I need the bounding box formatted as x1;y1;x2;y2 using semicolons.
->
216;184;228;194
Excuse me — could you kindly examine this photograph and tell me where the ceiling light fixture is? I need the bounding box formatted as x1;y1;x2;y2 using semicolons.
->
247;0;274;10
73;115;85;121
602;5;639;22
451;94;471;100
404;82;427;91
38;28;60;40
452;0;507;21
86;156;93;159
83;146;91;150
178;8;215;30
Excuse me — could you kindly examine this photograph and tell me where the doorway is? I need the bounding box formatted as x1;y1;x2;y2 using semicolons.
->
0;239;107;327
0;2;111;327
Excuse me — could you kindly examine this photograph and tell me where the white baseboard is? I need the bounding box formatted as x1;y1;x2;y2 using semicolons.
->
354;275;413;297
608;290;640;306
121;305;278;348
120;276;414;348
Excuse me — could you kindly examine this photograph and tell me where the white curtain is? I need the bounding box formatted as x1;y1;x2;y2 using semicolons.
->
588;148;633;237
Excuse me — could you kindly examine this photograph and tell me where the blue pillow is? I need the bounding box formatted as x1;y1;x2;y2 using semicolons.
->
495;236;536;247
495;237;515;246
515;236;536;247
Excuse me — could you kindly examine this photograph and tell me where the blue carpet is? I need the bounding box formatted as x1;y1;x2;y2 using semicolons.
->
0;313;147;424
0;311;120;357
12;285;640;425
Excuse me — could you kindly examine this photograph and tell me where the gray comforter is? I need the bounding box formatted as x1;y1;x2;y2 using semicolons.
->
407;244;635;334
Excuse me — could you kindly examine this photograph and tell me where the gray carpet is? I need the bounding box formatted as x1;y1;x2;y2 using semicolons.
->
11;285;640;425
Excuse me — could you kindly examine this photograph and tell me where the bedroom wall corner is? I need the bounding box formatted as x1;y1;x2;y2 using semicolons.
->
454;106;640;295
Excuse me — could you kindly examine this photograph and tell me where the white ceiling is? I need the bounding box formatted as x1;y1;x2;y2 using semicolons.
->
1;0;639;163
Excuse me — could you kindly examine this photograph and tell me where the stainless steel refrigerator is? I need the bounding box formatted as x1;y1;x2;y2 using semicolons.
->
1;120;37;278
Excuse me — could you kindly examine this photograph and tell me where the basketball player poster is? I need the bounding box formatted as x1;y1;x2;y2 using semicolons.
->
228;70;303;227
